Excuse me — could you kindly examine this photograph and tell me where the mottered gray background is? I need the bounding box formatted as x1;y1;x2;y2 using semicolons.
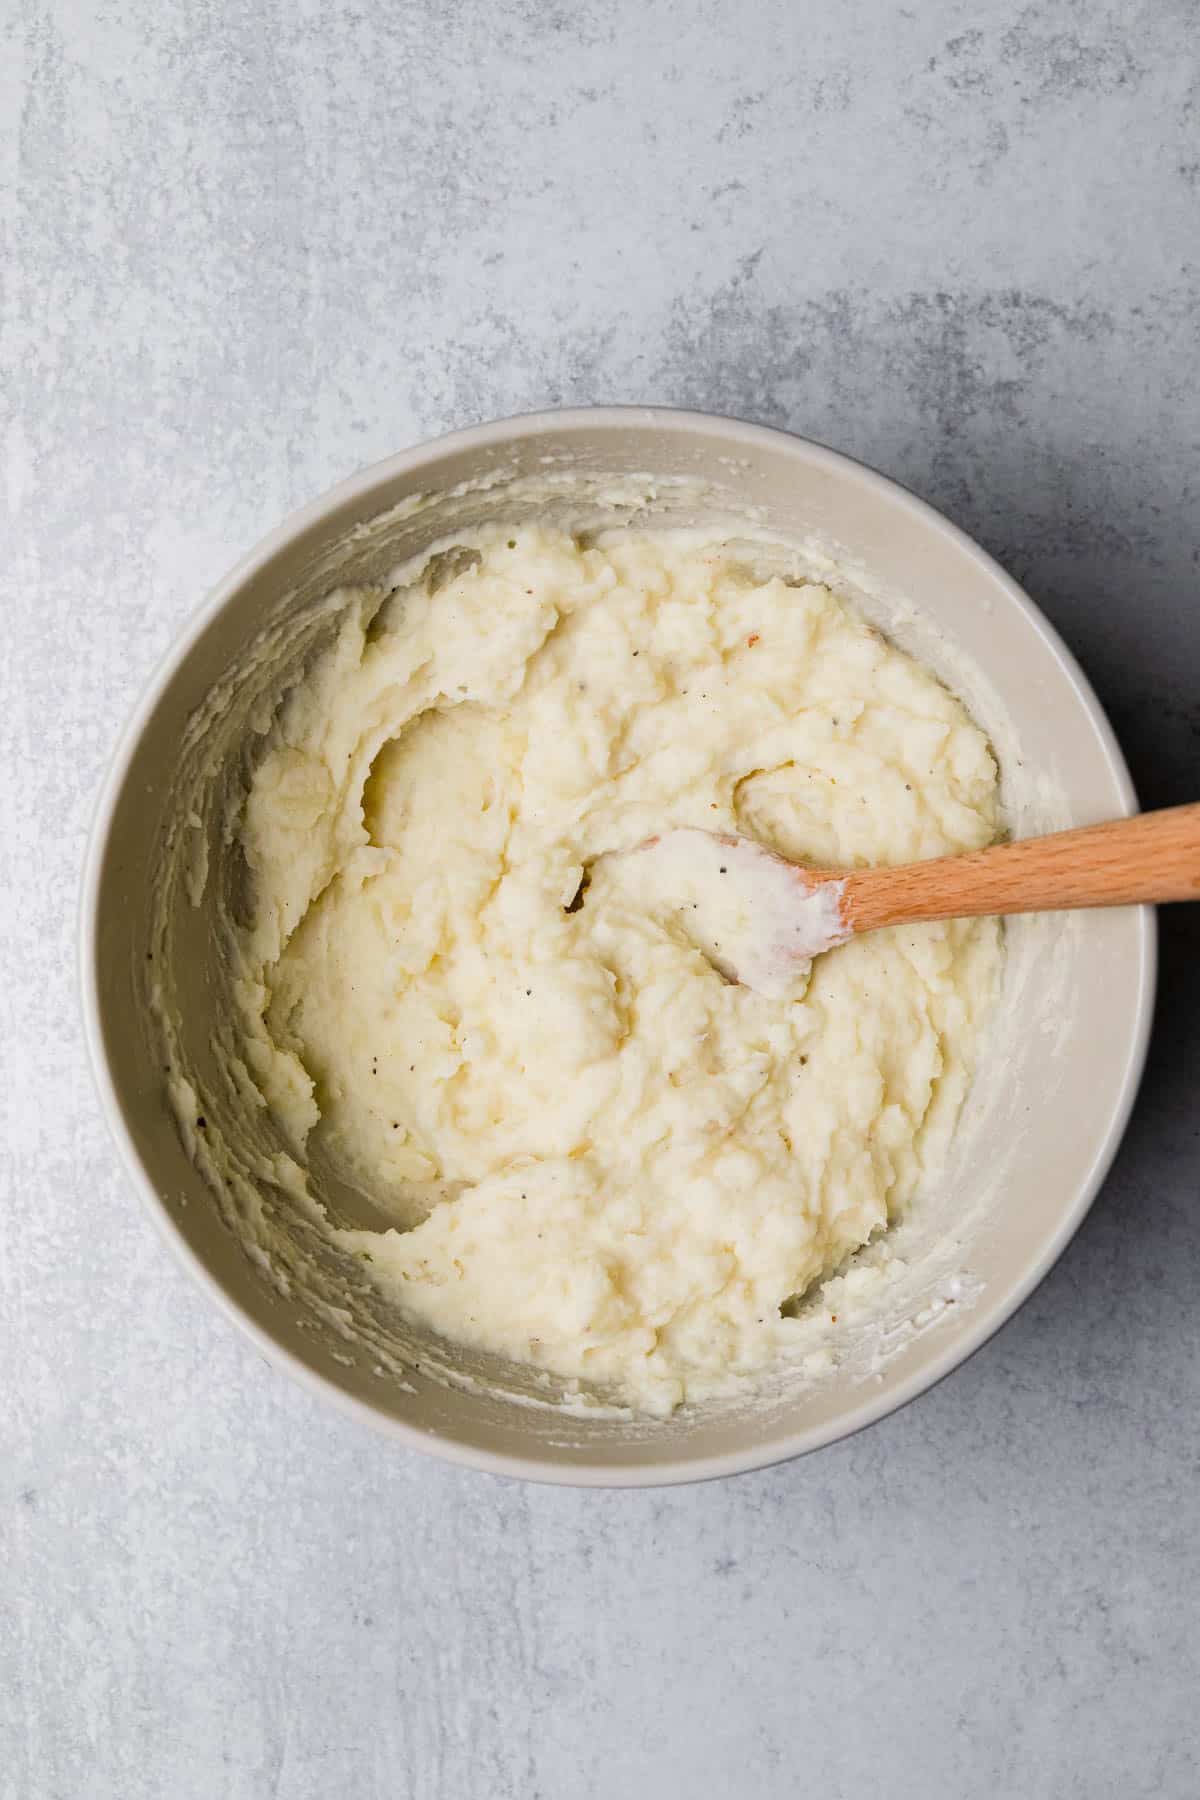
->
3;0;1199;1794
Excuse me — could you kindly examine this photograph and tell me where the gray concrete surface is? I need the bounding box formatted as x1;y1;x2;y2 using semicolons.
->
3;0;1199;1794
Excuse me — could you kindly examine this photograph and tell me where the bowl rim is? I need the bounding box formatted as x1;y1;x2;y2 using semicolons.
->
79;405;1157;1487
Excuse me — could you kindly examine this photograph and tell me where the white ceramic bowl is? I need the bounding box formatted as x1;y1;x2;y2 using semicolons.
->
81;409;1154;1485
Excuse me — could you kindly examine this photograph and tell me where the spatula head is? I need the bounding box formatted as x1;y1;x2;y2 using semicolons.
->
589;828;849;999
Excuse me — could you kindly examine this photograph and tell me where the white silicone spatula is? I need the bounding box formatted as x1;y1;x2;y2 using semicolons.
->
612;804;1200;997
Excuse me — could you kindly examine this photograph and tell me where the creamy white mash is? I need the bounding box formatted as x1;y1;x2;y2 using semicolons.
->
223;526;1002;1415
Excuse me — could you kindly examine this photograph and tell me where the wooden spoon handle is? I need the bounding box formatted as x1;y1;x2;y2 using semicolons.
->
841;802;1200;935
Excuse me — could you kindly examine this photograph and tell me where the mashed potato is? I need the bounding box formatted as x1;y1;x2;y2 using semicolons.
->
230;526;1002;1414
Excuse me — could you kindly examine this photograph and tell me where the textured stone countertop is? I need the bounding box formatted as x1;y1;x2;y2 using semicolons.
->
4;1;1199;1794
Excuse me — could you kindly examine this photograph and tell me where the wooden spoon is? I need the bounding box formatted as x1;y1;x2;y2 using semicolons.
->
607;805;1200;997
